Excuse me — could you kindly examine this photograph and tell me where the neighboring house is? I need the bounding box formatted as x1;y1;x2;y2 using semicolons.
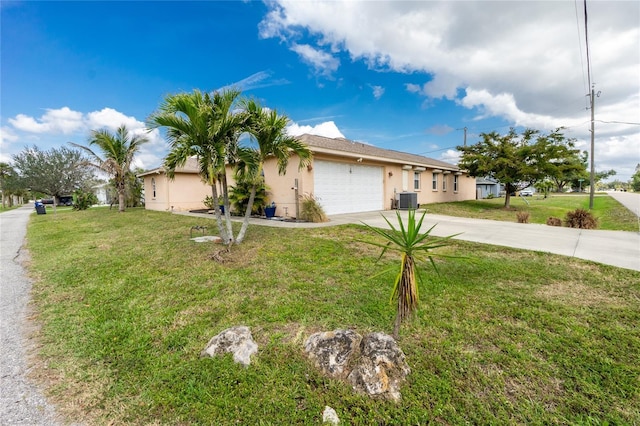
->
93;183;112;205
475;177;501;199
138;157;210;212
139;134;476;215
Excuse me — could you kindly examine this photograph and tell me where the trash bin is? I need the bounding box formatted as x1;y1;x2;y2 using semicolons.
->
35;201;46;215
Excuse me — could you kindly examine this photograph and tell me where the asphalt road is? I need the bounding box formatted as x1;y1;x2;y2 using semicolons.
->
0;205;63;425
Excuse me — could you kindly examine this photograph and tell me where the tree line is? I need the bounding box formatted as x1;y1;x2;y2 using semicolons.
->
457;128;623;208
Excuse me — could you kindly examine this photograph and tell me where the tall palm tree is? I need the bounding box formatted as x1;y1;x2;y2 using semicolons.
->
234;99;312;243
148;89;245;245
70;125;149;212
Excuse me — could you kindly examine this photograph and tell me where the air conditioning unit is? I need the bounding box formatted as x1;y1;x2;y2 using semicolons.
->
398;192;417;209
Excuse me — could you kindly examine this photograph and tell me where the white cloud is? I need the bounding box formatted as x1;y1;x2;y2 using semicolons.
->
8;107;84;134
86;108;144;131
370;85;385;100
290;43;340;76
4;107;167;171
262;1;640;178
0;126;19;144
287;120;345;139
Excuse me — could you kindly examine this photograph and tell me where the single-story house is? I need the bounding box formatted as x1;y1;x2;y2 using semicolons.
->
139;134;476;215
475;177;501;199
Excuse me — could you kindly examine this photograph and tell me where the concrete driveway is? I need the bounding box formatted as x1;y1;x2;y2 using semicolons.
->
180;196;640;272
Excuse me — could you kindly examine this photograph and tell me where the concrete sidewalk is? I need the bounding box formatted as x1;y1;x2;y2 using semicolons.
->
178;208;640;272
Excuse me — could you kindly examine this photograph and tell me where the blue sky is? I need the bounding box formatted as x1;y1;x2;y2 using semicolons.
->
2;1;639;180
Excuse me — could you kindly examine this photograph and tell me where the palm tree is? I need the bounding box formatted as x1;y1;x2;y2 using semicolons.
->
234;99;312;243
360;210;459;339
70;125;149;212
147;89;245;245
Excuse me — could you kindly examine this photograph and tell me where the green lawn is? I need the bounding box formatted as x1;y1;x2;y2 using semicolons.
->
424;193;639;231
26;208;640;425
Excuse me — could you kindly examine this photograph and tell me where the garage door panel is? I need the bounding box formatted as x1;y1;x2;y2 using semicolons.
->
314;160;383;215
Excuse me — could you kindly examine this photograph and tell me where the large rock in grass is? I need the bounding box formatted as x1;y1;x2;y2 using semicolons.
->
304;330;410;401
304;329;362;379
346;332;411;402
201;326;258;367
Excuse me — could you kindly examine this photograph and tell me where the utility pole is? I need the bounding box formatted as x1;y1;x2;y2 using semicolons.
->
589;86;596;209
463;127;467;147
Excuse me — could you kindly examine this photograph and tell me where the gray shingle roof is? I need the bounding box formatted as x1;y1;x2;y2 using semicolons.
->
297;134;460;171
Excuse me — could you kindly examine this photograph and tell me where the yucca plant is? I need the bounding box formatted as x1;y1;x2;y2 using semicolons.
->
360;209;459;339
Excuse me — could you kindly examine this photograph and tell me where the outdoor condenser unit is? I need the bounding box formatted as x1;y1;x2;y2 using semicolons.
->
398;192;417;209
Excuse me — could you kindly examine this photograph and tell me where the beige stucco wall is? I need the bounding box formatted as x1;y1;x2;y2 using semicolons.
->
143;153;476;214
262;154;476;211
143;172;211;212
260;158;313;218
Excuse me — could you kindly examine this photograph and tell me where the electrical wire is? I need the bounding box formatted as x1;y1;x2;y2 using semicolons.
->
574;0;589;109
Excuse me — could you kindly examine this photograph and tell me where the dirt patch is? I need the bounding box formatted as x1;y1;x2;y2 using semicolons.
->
535;281;624;307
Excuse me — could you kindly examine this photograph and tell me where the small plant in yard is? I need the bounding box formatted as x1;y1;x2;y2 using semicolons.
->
72;189;98;210
516;211;530;223
546;216;563;227
229;179;268;215
360;209;458;338
203;195;217;210
299;193;327;223
565;208;598;229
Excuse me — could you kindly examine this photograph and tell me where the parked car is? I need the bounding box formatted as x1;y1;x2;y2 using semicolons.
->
520;189;534;196
58;196;73;206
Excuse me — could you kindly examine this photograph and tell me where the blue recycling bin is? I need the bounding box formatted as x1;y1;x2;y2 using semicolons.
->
35;201;46;215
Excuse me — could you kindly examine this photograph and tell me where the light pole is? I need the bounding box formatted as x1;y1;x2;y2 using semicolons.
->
578;179;584;193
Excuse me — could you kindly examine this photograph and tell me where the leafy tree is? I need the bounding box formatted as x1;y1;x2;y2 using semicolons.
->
547;149;587;192
70;125;149;212
458;128;581;208
233;99;312;243
631;164;640;192
359;210;457;339
0;162;21;207
12;146;94;204
534;180;554;198
148;89;246;245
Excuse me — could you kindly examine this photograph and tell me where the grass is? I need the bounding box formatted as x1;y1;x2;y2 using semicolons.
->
424;193;639;231
26;208;640;425
0;204;20;212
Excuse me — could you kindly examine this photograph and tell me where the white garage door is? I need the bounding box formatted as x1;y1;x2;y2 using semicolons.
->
314;160;384;215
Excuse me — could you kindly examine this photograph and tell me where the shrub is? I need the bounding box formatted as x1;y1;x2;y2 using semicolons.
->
516;211;530;223
203;195;220;210
565;208;598;229
72;189;98;211
546;217;562;227
229;180;268;214
299;194;327;223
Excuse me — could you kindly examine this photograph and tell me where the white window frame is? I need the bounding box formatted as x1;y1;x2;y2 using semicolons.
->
432;173;438;191
414;172;421;191
151;177;156;198
454;175;459;192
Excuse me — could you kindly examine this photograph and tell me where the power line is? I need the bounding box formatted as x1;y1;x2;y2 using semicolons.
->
596;120;640;126
574;0;589;110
